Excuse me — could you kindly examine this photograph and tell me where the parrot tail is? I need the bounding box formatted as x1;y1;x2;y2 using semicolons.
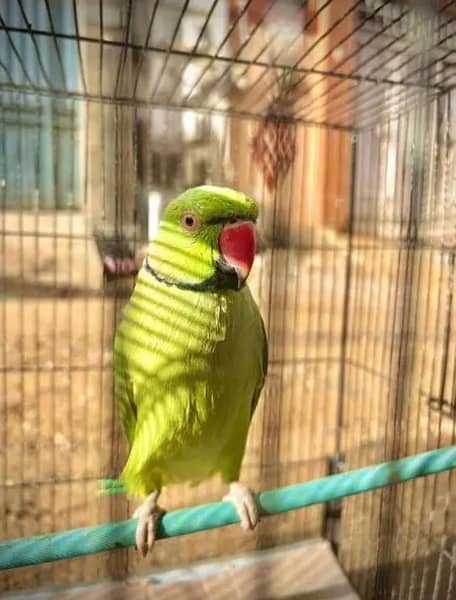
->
98;478;128;496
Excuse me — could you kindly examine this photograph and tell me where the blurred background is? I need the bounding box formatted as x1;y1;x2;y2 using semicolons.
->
0;0;456;598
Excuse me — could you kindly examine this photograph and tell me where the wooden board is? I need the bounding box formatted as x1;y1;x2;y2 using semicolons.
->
3;540;359;600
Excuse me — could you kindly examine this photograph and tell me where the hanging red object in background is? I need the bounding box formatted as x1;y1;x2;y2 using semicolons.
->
252;115;296;190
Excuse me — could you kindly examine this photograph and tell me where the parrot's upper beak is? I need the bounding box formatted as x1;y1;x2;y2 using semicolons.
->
219;221;256;286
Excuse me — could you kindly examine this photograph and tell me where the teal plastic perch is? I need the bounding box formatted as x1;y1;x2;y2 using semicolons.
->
1;446;456;571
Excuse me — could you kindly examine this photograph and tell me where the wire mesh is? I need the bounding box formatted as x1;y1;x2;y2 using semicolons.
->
0;0;451;127
0;1;455;598
337;84;456;598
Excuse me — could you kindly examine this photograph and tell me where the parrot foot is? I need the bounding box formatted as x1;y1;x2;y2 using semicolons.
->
223;482;259;531
133;492;164;557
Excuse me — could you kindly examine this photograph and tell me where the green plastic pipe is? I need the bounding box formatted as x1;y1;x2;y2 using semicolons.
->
1;445;455;570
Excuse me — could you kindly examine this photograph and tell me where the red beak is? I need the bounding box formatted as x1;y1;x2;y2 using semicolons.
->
219;221;256;283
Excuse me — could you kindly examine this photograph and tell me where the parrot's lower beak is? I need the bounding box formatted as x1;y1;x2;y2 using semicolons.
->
219;221;256;286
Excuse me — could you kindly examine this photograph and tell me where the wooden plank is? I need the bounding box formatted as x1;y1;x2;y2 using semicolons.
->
6;540;359;600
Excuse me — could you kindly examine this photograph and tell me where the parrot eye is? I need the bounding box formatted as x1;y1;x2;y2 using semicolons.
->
181;212;200;232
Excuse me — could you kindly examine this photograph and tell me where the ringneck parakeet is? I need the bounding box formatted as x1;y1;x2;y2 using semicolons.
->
112;185;268;556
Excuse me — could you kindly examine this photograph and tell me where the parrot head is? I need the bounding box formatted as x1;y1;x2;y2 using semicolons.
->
146;185;258;291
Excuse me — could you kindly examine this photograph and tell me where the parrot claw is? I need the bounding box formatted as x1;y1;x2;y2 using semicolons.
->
223;482;260;531
133;492;164;557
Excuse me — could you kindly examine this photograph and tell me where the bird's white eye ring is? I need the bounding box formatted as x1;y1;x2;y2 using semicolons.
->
181;212;200;232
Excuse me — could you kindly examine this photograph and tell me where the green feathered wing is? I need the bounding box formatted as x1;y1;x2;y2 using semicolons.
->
108;268;267;498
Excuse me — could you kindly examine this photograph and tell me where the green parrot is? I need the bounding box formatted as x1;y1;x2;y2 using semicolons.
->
112;185;268;556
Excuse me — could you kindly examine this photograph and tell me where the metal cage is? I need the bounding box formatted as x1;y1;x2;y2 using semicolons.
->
1;1;456;598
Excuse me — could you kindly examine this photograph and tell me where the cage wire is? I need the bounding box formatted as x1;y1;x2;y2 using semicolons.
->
1;0;456;597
